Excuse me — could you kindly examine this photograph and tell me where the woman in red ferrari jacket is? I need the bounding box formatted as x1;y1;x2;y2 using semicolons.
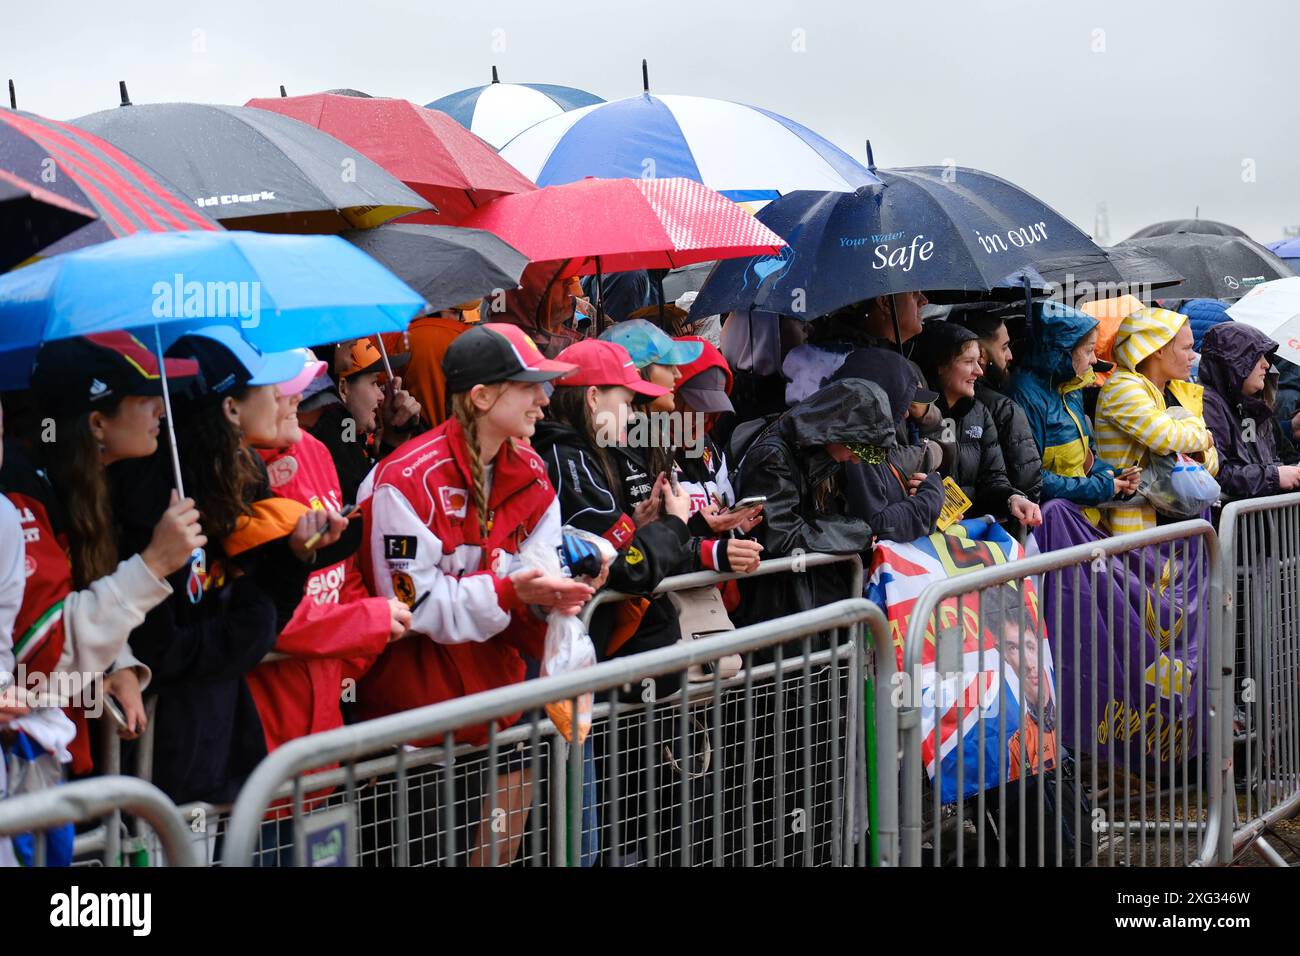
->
246;351;411;753
356;323;593;866
357;324;591;716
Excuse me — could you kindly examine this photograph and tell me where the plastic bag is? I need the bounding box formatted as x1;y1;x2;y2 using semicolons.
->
3;729;73;867
515;526;610;745
1140;451;1220;518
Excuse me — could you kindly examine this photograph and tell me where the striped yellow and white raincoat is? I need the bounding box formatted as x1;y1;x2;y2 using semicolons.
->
1095;307;1219;535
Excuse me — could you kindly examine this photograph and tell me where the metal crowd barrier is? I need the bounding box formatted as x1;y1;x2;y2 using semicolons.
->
897;519;1225;867
0;776;198;867
1217;492;1300;866
220;597;894;867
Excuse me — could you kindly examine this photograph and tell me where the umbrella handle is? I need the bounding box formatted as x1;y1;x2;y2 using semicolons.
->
153;325;206;604
373;332;395;379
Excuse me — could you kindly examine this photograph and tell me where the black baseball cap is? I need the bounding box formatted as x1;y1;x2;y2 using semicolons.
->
442;323;577;395
31;331;199;420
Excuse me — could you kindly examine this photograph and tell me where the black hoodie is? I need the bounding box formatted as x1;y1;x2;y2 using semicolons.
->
831;348;944;542
731;379;894;628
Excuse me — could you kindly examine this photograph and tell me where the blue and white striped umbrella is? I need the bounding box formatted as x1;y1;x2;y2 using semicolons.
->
426;70;604;150
498;92;881;203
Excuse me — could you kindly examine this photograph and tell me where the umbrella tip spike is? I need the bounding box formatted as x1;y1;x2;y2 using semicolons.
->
865;139;876;172
118;80;131;107
279;84;288;97
7;79;14;110
491;65;499;83
642;58;649;93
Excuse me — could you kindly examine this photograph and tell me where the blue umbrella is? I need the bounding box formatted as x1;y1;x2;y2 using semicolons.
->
0;229;426;499
499;62;880;202
0;229;427;386
691;160;1102;329
1268;238;1300;273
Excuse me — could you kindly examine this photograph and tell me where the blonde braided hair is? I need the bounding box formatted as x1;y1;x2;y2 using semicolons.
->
451;388;509;539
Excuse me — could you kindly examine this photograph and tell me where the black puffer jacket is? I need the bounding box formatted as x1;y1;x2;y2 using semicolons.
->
922;394;1020;520
731;379;894;628
977;380;1043;503
530;419;687;661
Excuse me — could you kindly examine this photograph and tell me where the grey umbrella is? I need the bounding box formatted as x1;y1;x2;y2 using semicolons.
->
1114;233;1295;301
342;223;528;312
72;98;430;233
1126;218;1249;241
1021;246;1185;302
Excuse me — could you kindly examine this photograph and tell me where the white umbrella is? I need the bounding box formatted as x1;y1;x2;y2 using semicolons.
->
426;68;604;150
1226;277;1300;363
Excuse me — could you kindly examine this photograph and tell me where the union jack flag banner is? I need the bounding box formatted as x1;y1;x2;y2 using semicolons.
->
867;518;1059;804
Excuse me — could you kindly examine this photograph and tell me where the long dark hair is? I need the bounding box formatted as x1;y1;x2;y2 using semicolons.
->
547;385;622;505
175;391;262;548
635;366;676;478
44;405;120;588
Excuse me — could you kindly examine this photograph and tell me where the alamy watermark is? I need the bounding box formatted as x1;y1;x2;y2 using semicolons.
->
595;410;706;459
152;273;261;328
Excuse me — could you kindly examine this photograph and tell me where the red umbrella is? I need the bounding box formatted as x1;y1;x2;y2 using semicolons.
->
459;176;785;275
245;92;536;225
0;110;219;256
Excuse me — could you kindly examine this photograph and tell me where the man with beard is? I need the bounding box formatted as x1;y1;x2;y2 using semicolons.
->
953;311;1043;506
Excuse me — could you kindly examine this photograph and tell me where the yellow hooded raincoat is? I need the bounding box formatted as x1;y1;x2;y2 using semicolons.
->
1095;307;1219;535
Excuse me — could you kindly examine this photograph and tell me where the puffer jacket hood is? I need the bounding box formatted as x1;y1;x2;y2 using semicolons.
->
831;347;921;424
778;378;896;450
1180;298;1232;351
1021;301;1099;384
1198;321;1277;417
1112;307;1187;372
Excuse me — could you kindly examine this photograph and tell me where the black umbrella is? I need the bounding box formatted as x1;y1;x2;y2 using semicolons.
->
1008;246;1184;303
0;168;97;271
341;223;528;312
1113;233;1295;301
72;95;430;233
691;161;1102;340
1126;218;1249;240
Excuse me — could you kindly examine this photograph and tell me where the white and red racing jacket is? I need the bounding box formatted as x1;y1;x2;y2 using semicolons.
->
354;417;558;735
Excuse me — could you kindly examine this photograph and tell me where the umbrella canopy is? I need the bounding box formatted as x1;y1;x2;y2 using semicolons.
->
459;177;785;275
0;109;219;256
245;92;537;224
1114;233;1294;301
1225;277;1300;364
1015;246;1184;301
498;92;880;202
1126;218;1249;240
1267;238;1300;272
0;229;426;389
72;103;430;233
427;69;604;150
691;167;1103;321
0;168;98;271
342;222;528;312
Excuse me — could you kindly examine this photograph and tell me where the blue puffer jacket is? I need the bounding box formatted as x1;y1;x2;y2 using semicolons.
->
1180;298;1232;351
1006;302;1118;506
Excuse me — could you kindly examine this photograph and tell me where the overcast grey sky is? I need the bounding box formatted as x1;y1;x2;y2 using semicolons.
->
4;0;1297;242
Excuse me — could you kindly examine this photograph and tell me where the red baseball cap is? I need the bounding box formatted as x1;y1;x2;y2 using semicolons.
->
553;339;670;398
